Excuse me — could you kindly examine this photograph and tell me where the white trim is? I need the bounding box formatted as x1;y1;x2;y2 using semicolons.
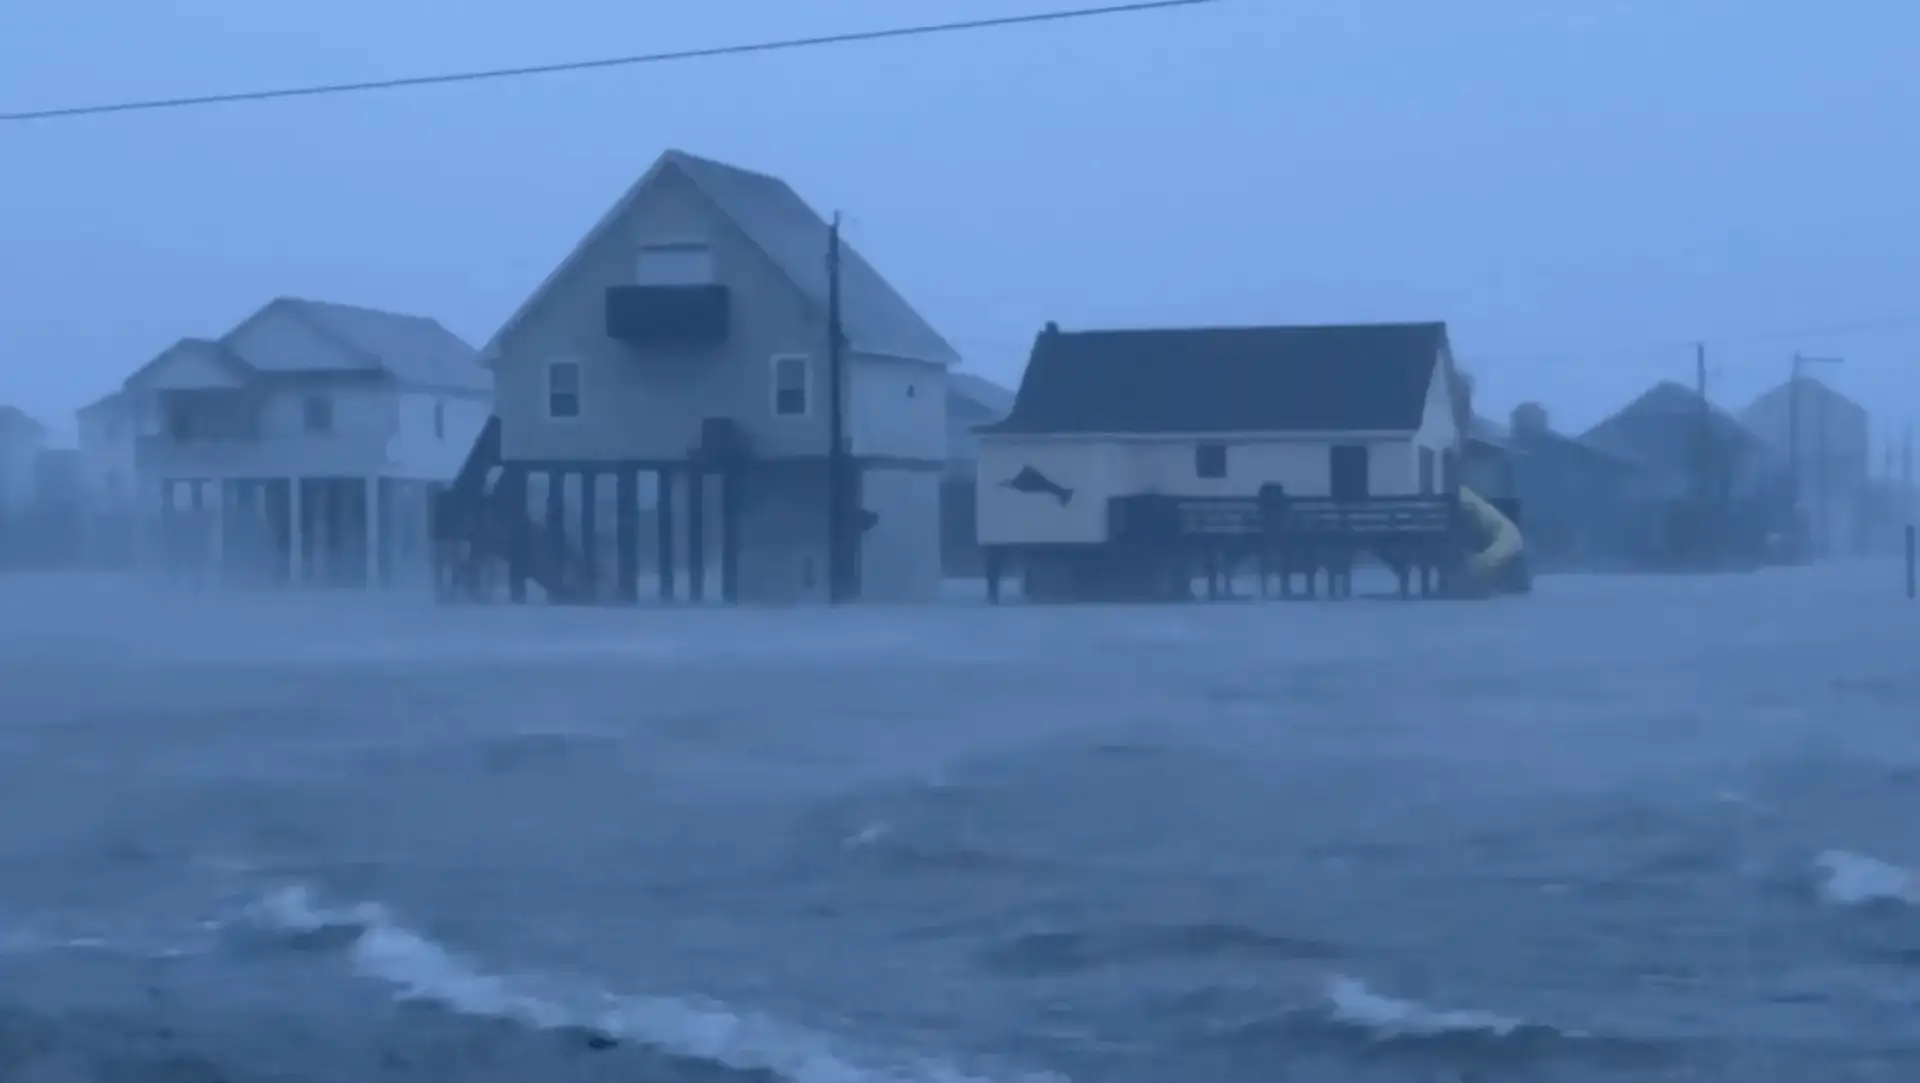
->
770;353;812;419
545;359;584;422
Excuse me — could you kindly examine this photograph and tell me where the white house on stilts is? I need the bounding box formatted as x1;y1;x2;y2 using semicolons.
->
124;297;490;589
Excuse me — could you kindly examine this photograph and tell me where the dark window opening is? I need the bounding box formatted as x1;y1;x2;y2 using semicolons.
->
1330;444;1371;500
303;394;334;434
1195;442;1228;479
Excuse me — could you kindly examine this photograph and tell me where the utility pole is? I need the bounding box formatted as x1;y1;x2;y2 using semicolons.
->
1695;342;1712;561
825;212;849;605
1904;421;1914;529
1787;352;1803;534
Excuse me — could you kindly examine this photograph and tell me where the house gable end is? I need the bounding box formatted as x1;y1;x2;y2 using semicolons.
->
221;299;374;376
122;340;252;393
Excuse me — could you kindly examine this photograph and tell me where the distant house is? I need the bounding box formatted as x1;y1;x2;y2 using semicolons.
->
941;372;1014;575
468;149;957;605
75;390;138;564
0;405;46;517
1739;376;1870;555
1580;380;1781;564
1501;403;1645;564
976;320;1464;583
0;405;48;564
123;297;489;587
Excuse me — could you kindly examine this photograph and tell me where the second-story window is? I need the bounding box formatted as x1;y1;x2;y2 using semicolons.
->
433;399;446;440
303;394;334;434
635;242;715;286
547;361;582;420
771;355;810;417
165;400;194;441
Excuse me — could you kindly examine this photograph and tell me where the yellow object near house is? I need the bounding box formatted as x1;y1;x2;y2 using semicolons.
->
1459;486;1526;587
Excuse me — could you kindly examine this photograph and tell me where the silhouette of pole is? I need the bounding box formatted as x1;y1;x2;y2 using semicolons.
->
825;213;848;605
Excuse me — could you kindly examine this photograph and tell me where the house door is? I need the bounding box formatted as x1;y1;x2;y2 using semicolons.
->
1330;445;1370;500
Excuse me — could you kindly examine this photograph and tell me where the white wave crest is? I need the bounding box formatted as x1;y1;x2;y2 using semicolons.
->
1324;975;1528;1039
1814;850;1920;906
248;885;1057;1083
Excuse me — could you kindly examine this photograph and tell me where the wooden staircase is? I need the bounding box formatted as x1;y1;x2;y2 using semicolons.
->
432;417;592;603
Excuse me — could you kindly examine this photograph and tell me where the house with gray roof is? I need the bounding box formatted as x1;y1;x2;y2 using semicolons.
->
118;297;488;588
976;320;1465;555
1579;380;1786;566
466;149;957;605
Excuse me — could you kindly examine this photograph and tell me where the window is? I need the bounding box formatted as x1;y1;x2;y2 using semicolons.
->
635;242;715;286
165;401;194;441
302;394;334;434
1419;446;1436;495
771;354;810;417
547;361;582;420
1194;442;1228;479
433;399;446;440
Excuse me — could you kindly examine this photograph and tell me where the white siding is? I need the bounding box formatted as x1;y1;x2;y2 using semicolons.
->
849;356;946;462
978;434;1426;546
388;392;491;480
1411;355;1462;477
977;439;1114;545
859;467;942;601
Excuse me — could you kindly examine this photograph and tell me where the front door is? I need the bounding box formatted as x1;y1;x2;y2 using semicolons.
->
1330;444;1370;501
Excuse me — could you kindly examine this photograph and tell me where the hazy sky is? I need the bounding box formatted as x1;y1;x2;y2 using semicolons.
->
5;0;1919;443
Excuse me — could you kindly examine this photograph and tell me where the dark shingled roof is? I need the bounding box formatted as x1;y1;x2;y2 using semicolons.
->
983;321;1448;436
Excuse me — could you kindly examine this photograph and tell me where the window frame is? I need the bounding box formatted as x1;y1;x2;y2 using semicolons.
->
546;360;583;421
770;353;812;418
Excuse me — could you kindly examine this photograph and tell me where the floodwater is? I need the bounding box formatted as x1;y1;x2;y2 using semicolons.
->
1;565;1918;1082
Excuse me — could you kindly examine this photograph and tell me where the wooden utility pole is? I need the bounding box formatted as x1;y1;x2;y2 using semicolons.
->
1695;342;1712;559
1787;352;1803;526
825;212;849;605
1904;421;1914;528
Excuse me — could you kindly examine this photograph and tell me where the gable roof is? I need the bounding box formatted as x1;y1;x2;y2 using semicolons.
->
0;405;45;437
949;371;1015;417
1740;374;1868;425
121;337;254;391
230;298;485;391
1581;380;1762;471
984;321;1449;437
482;149;959;367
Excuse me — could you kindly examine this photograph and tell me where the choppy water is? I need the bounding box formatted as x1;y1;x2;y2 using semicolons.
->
2;566;1919;1082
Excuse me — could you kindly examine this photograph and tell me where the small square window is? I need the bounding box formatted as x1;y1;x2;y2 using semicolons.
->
772;355;810;417
302;394;334;434
1195;442;1228;479
547;361;582;420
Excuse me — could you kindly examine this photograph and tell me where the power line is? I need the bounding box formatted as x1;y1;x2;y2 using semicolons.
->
0;0;1227;124
1459;313;1920;369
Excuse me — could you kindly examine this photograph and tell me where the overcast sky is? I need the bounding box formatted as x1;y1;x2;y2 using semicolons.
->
5;0;1919;444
